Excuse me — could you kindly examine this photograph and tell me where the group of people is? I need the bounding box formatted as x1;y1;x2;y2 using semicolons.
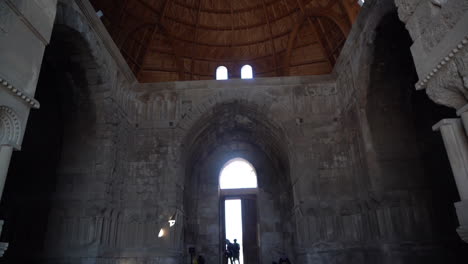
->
225;239;240;264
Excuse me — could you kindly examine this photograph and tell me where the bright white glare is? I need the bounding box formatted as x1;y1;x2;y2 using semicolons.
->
169;220;175;227
220;159;257;189
225;199;244;264
358;0;365;6
216;66;228;80
241;65;253;79
158;228;165;237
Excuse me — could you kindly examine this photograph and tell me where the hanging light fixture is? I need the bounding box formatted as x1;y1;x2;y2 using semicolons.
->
168;212;177;227
158;228;165;238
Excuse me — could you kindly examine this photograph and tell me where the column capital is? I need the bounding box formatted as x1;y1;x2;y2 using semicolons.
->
457;104;468;136
432;118;461;131
457;104;468;116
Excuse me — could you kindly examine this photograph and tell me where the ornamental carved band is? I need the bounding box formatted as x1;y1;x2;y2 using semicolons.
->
0;106;21;149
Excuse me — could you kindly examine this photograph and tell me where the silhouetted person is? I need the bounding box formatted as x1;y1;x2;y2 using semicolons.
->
197;255;205;264
232;239;240;264
278;257;291;264
225;239;234;264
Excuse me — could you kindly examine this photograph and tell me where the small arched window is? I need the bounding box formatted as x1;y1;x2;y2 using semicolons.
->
216;66;228;80
219;158;257;189
241;65;253;79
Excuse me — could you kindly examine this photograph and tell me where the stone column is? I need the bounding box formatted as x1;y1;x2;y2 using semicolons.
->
0;145;12;256
433;118;468;243
0;145;13;199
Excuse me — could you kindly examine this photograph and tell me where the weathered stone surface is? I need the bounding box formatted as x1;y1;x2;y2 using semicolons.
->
1;0;468;264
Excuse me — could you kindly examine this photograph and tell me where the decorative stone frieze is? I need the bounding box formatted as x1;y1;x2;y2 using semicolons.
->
0;106;21;149
0;78;40;109
416;35;468;90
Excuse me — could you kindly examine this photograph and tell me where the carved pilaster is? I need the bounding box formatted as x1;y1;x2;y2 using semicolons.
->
433;119;468;200
455;201;468;243
0;106;21;255
433;118;468;243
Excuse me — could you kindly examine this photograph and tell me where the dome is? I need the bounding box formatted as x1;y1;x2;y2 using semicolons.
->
90;0;361;82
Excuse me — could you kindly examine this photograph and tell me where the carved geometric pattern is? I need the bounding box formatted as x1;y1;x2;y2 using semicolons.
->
0;106;21;149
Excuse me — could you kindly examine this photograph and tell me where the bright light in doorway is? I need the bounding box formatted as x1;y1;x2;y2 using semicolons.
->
225;199;244;264
158;228;165;237
220;158;257;189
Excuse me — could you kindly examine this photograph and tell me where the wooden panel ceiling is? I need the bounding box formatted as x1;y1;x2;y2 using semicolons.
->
90;0;360;82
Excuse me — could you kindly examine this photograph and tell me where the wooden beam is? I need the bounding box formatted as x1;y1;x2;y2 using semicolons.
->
284;19;301;76
114;0;129;46
190;0;203;80
311;16;336;65
136;0;172;79
294;0;334;68
167;29;292;47
229;0;235;48
120;4;303;32
262;0;279;76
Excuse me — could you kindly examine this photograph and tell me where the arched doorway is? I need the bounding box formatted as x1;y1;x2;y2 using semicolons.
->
220;158;258;264
183;102;294;264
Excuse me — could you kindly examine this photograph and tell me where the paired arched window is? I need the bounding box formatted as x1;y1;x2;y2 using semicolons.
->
216;66;228;80
219;158;257;189
241;65;253;79
215;65;254;80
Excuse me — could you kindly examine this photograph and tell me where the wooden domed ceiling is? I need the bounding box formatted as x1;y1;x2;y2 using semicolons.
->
90;0;361;82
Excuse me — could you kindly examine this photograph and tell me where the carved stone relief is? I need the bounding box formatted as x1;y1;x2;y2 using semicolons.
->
0;106;21;149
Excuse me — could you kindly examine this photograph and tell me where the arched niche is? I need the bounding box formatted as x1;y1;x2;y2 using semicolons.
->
0;24;106;263
182;102;295;264
364;11;468;261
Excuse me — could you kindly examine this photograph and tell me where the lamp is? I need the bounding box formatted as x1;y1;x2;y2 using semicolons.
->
168;212;177;227
158;228;165;238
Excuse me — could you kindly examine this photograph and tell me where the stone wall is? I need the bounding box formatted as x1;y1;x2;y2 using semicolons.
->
1;0;468;264
331;0;468;263
132;75;339;264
